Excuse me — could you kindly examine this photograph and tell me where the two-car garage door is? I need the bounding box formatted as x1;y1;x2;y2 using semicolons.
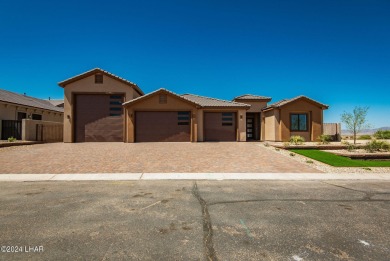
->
135;111;191;142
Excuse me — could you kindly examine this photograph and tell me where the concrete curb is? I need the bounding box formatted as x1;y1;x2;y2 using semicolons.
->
0;172;389;181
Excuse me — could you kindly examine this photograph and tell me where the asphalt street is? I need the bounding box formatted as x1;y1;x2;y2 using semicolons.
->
0;180;389;260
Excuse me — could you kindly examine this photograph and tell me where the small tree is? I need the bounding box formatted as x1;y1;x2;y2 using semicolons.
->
341;106;370;144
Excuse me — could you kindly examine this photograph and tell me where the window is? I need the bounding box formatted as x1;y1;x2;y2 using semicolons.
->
109;95;123;117
177;111;190;125
222;112;233;126
95;74;103;84
17;112;27;120
32;114;42;120
159;94;167;104
290;113;308;131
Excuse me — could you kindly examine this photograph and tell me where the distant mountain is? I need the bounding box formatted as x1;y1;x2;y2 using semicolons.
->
342;127;390;135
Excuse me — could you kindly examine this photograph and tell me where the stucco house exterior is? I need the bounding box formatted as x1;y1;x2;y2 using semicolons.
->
58;68;328;143
0;89;64;139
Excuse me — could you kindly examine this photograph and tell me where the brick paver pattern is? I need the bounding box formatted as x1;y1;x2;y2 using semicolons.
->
0;142;321;173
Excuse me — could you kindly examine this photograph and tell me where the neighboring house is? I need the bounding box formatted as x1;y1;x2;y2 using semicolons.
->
0;89;64;139
59;68;328;143
46;99;64;108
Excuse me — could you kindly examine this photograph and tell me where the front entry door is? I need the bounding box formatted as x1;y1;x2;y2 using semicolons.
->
246;117;254;140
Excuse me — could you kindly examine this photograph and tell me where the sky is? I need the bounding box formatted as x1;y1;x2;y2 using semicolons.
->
0;0;389;128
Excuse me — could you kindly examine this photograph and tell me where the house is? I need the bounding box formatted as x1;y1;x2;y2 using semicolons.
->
59;68;328;143
46;99;64;108
262;96;328;142
0;89;64;140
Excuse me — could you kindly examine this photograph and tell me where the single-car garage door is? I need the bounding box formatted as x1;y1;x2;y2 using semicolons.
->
135;111;191;142
204;112;236;141
75;94;124;142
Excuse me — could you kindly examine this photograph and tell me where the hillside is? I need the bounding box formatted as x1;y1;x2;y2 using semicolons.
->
342;127;390;135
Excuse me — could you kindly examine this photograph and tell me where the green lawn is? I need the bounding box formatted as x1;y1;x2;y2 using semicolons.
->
290;149;390;167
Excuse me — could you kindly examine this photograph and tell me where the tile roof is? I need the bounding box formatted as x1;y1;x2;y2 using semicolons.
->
123;88;202;107
263;95;329;110
46;99;64;107
181;94;250;108
123;88;250;108
233;94;272;101
58;68;144;95
0;89;64;113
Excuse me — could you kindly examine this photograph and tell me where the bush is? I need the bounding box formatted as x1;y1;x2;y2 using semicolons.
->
358;135;372;140
7;137;16;142
342;141;356;152
364;140;390;153
289;135;305;145
283;142;290;147
317;134;332;144
373;130;390;139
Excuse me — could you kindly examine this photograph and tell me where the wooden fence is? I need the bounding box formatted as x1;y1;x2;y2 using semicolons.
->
36;124;63;142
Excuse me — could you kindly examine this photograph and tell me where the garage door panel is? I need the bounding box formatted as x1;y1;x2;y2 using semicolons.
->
135;112;190;142
75;94;124;142
204;112;236;141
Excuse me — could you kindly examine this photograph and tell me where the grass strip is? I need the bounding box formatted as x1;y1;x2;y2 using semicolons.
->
290;149;390;167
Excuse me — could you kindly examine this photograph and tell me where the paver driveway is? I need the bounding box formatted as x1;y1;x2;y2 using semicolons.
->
0;142;320;174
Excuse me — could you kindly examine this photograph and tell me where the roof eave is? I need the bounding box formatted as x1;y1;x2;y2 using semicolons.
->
58;68;144;96
0;100;64;113
123;88;201;107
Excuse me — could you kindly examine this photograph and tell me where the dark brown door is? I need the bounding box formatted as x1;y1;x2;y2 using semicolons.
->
74;94;124;142
135;111;191;142
204;112;236;141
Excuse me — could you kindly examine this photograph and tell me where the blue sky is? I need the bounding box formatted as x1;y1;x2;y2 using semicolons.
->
0;0;389;127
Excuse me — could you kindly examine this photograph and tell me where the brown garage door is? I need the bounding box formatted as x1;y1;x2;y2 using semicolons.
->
75;94;124;142
204;112;236;141
135;111;191;142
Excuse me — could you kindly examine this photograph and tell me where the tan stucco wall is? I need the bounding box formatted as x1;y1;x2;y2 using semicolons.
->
63;74;139;142
263;110;275;141
124;93;198;142
237;109;247;141
263;109;281;141
280;100;323;142
22;119;63;141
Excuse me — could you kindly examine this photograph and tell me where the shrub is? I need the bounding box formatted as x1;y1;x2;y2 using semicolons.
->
358;135;372;140
289;135;305;145
374;130;390;139
342;141;356;152
7;137;16;142
364;140;390;153
289;152;295;156
317;134;332;144
283;142;290;147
